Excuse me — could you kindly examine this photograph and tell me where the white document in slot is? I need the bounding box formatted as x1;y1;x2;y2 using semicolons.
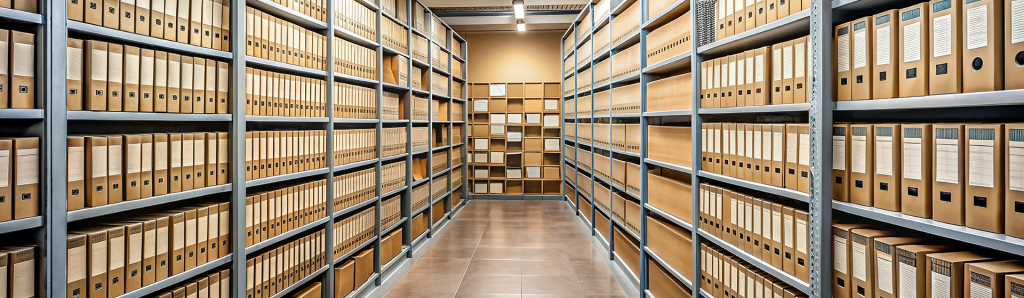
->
507;168;522;179
544;99;558;110
474;138;489;150
474;99;488;112
526;114;541;123
489;84;506;96
508;132;523;142
489;182;503;193
526;166;542;178
491;125;505;135
508;114;522;124
545;139;559;150
490;152;504;164
491;114;506;124
475;168;489;178
544;115;559;127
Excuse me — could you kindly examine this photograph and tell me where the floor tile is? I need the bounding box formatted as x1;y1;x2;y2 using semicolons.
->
521;275;582;295
466;259;522;275
457;274;523;294
389;273;465;294
408;257;473;275
521;260;574;276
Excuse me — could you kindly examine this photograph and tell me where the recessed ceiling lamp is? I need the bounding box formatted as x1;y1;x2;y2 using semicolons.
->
512;0;525;19
517;19;526;31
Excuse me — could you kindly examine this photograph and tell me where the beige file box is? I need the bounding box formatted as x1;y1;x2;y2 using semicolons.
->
962;0;1002;92
85;40;108;111
932;124;966;225
836;22;853;101
873;124;901;211
107;44;124;111
68;137;86;211
851;19;873;100
964;124;1004;233
848;229;897;298
832;223;871;298
901;124;933;218
850;124;874;207
834;124;851;202
928;252;993;298
930;0;962;94
872;10;899;99
899;3;930;97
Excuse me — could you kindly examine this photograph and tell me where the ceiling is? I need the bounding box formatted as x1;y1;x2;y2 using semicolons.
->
419;0;587;32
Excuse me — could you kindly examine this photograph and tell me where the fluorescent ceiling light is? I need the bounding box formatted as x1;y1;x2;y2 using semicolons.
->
512;0;525;19
517;19;526;31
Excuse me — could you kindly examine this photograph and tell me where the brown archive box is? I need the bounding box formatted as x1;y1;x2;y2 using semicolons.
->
105;225;126;297
153;134;169;196
168;210;186;276
154;215;169;281
649;125;692;168
723;55;736;107
68;137;86;211
851;18;873;100
850;125;874;207
107;44;124;111
68;38;85;110
218;203;229;257
87;228;108;298
123;46;141;112
140;49;154;112
205;133;216;186
181;133;194;191
107;136;123;204
834;124;851;202
166;54;180;113
139;217;157;286
68;234;88;298
753;47;772;105
965;124;1004;233
967;262;1024;298
933;124;966;225
179;56;193;114
782;40;795;104
848;229;898;298
195;206;208;265
793;210;810;281
154;51;167;112
184;208;198;271
85;136;108;207
930;0;962;95
901;124;933;218
928;252;993;298
793;37;808;103
85;40;108;111
1006;124;1024;238
192;132;206;189
836;22;853;101
1006;274;1024;298
873;124;902;211
898;3;929;97
962;0;1002;92
770;124;786;187
833;223;872;298
872;10;899;99
784;124;800;191
797;124;810;192
124;135;143;201
649;258;692;298
875;244;949;298
9;31;33;109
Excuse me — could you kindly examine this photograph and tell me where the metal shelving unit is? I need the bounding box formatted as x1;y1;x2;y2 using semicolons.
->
18;0;469;298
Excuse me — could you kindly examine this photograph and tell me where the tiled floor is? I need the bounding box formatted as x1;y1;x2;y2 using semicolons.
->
382;200;631;298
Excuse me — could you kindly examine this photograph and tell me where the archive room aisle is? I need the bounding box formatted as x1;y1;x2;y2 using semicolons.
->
564;0;1024;297
0;0;468;297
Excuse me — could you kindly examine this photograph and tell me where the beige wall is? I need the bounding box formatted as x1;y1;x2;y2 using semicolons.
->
464;31;563;84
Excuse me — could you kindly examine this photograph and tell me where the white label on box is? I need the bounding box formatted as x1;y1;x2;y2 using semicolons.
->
877;137;893;176
936;139;960;184
489;84;506;96
92;146;108;178
491;125;505;135
545;99;557;110
491;114;505;124
934;14;953;57
509;132;522;142
904;139;923;180
756;54;765;82
877;26;891;65
837;35;850;72
799;134;810;166
490;152;504;164
1013;0;1024;44
971;282;992;298
474;99;488;112
1011;142;1024;191
527;114;541;123
527;167;541;178
508;168;521;179
852;242;867;281
969;142;995;187
746;57;755;84
787;132;798;164
854;30;867;68
904;22;922;62
545;139;559;150
12;261;31;298
475;139;488;150
773;132;784;162
852;136;867;174
796;42;806;78
834;239;848;274
796;218;807;254
508;114;522;124
15;148;37;185
967;5;989;50
929;272;951;298
68;245;87;282
877;257;894;294
0;150;10;187
544;115;559;127
833;137;847;171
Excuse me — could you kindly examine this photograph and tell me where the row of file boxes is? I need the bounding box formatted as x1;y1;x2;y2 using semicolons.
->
334;36;379;81
412;183;428;212
477;99;561;114
432;175;448;199
333;128;376;166
411;127;428;152
381;127;407;157
332;206;374;259
244;68;327;117
835;0;1024;100
333;82;377;119
68;203;230;298
649;125;694;168
150;269;230;298
380;194;401;230
429;15;446;47
334;0;376;41
592;154;643;195
246;7;327;71
379;0;407;26
0;138;38;220
701;123;810;193
412;34;428;63
381;91;400;120
70;0;230;50
243;130;327;181
700;183;810;282
833;123;1024;237
382;54;408;86
69;133;227;211
382;17;408;53
380;160;406;195
244;180;327;247
333;247;373;298
245;230;325;298
0;30;35;109
700;242;807;298
700;37;809;107
647;73;694;112
71;38;228;113
332;168;374;213
831;222;1024;298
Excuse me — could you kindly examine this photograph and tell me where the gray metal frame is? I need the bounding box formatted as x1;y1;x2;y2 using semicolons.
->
13;0;468;297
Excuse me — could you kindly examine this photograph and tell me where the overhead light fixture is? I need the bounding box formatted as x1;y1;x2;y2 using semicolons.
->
512;0;525;19
517;19;526;31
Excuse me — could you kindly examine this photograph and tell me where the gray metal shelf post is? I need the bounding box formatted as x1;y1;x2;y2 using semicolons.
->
44;0;69;295
809;0;834;298
230;0;247;296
